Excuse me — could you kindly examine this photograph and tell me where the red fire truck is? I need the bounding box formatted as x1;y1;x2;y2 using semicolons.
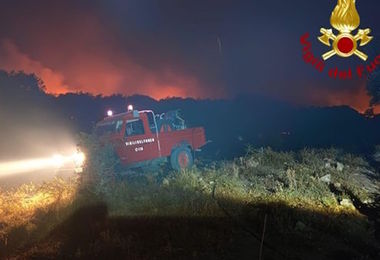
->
95;107;207;170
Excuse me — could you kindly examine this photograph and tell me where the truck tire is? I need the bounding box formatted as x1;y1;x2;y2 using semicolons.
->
170;146;193;171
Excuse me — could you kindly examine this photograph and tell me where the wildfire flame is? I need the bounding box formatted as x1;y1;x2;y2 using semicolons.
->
330;0;360;33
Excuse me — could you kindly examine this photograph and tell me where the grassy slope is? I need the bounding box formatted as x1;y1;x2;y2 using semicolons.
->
1;147;380;259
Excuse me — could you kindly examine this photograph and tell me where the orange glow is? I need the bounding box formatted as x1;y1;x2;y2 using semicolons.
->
0;6;216;100
310;83;380;114
0;39;219;100
0;39;70;94
0;1;378;115
0;38;377;112
264;80;380;115
0;37;377;113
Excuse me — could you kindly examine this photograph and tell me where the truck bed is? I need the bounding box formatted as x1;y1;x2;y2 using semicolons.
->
158;127;206;157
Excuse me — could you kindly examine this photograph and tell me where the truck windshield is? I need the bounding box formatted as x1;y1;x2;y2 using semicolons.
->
95;120;123;136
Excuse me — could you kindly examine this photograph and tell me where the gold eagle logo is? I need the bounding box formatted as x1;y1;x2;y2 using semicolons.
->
318;0;373;61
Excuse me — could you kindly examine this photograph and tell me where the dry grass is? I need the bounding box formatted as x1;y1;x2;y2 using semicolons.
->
1;145;379;258
79;146;377;221
0;177;80;253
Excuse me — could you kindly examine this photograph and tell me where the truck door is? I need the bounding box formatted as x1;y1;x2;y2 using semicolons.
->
123;116;160;164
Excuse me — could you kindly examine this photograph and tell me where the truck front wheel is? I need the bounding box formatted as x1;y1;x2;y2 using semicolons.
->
170;146;193;171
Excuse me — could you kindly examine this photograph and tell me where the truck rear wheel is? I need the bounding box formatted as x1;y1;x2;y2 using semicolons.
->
170;146;193;171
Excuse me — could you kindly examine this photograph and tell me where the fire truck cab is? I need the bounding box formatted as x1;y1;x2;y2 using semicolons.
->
95;108;207;170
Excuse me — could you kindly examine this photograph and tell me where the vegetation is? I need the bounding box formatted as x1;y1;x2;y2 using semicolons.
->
375;145;380;162
0;177;80;256
1;138;379;259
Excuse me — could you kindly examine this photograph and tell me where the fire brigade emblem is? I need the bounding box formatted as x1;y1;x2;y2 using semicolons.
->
318;0;373;61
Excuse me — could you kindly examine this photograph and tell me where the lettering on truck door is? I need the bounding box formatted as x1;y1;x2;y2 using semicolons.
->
123;118;159;164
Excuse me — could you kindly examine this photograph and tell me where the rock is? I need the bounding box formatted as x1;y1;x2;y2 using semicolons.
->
363;199;374;204
340;198;355;209
162;178;170;187
336;162;344;172
320;174;331;184
351;170;380;194
324;158;333;169
295;221;307;231
323;159;344;171
248;160;259;168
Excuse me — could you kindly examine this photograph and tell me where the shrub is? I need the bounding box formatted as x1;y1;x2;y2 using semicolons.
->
0;177;80;254
78;133;122;195
374;145;380;162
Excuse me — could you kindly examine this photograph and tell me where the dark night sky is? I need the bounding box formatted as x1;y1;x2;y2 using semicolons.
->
0;0;379;112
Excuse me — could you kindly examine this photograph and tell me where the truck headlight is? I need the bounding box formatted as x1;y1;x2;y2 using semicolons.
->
72;151;86;167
